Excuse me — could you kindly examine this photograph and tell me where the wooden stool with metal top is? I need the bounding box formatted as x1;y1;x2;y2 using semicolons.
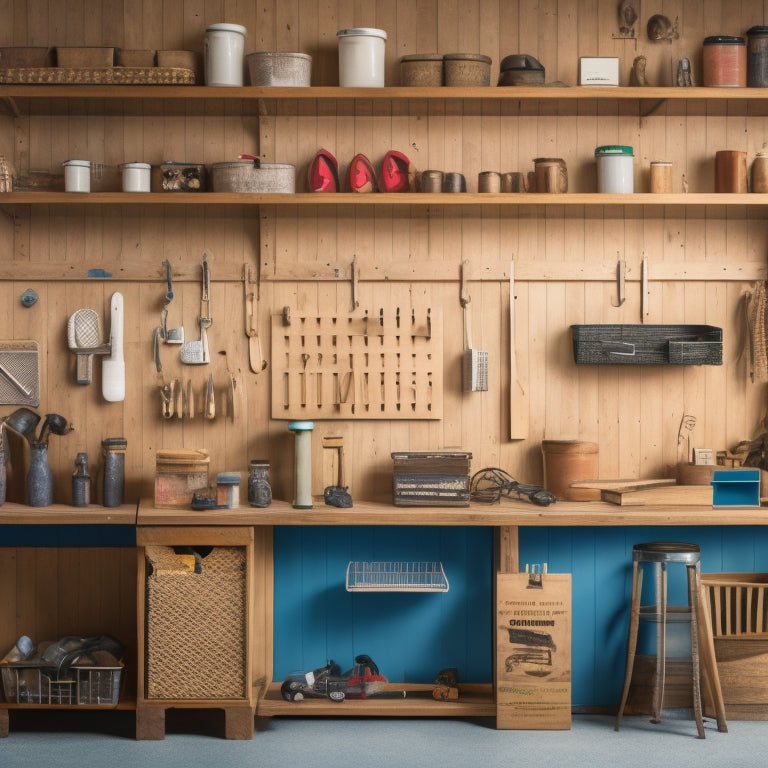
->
614;541;728;738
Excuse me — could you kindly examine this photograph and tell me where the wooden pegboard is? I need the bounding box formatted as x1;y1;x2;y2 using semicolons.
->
271;309;442;420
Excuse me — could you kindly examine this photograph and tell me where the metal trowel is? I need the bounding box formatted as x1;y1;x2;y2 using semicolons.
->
180;254;211;364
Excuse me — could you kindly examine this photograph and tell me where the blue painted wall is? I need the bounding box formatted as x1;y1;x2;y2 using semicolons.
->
272;525;768;706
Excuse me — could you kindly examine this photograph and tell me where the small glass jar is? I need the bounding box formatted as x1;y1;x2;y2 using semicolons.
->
248;459;272;507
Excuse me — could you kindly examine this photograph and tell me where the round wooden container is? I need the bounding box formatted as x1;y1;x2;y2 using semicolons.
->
541;440;599;501
715;150;747;193
443;53;492;86
400;54;443;86
752;152;768;193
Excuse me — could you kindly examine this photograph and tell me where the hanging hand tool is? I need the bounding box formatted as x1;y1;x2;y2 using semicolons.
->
244;262;267;373
102;292;125;402
162;259;184;344
205;373;215;419
181;253;211;364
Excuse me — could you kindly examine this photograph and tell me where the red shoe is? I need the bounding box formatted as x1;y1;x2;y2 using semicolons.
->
348;153;377;193
379;150;411;192
308;149;339;192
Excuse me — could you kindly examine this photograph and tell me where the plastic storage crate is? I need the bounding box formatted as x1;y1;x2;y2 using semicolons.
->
1;662;123;705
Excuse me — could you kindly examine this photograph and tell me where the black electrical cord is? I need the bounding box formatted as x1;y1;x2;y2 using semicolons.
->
470;467;556;507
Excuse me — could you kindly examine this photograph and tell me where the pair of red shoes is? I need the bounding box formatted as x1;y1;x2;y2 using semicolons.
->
308;149;412;193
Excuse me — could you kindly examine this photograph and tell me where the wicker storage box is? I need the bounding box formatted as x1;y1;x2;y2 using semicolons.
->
144;545;248;699
400;53;443;86
702;573;768;719
212;160;295;193
0;47;54;68
571;324;723;365
443;53;492;86
56;46;115;68
247;52;311;86
116;48;156;67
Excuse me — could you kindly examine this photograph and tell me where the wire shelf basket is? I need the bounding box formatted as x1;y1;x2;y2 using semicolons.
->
345;561;449;592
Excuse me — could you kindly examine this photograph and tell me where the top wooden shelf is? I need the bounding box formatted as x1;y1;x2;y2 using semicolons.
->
135;497;768;528
3;84;768;116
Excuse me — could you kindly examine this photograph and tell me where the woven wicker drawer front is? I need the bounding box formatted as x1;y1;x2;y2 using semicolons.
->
571;324;723;365
145;545;247;700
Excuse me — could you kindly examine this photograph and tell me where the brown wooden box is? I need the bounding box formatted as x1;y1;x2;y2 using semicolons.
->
56;47;115;68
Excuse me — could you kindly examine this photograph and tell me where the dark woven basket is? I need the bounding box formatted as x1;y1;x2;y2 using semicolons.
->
571;324;723;365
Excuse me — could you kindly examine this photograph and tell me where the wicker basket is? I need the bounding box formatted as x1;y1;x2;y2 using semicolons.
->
400;53;443;86
247;52;311;86
212;160;295;193
0;66;195;84
443;53;492;86
571;324;723;365
145;545;248;699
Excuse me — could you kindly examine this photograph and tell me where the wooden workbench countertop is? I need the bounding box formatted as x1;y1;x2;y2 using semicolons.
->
135;497;768;528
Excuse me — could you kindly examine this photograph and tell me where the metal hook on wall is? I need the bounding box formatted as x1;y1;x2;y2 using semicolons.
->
612;260;626;307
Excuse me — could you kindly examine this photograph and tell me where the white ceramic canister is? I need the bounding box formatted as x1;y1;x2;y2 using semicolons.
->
205;22;247;86
121;162;151;192
62;160;91;193
595;145;634;193
336;27;387;87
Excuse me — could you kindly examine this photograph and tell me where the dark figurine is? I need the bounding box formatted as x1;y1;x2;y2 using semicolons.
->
324;485;353;507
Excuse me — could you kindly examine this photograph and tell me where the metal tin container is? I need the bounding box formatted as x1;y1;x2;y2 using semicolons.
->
211;160;295;193
121;162;151;192
205;23;247;86
702;36;746;87
595;145;634;193
747;26;768;87
337;28;387;87
62;159;90;193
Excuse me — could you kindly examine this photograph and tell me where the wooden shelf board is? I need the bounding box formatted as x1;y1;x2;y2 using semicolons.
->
136;497;768;528
2;191;767;208
3;84;768;103
0;501;137;525
257;682;495;717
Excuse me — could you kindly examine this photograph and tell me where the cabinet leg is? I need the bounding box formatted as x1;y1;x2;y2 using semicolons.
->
0;708;8;738
224;705;255;740
135;704;166;740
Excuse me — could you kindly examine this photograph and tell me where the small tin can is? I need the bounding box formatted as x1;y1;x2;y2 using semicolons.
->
63;159;91;193
419;170;443;192
747;27;768;87
478;171;501;193
595;145;634;193
121;162;151;192
702;36;746;87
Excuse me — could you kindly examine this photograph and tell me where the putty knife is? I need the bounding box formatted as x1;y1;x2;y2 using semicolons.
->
102;292;125;402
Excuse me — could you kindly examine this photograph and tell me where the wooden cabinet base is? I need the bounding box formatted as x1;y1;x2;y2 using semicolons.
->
136;702;255;740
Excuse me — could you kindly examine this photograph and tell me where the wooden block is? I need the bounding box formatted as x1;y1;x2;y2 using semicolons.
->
601;485;713;506
135;705;166;740
223;705;255;740
570;478;676;491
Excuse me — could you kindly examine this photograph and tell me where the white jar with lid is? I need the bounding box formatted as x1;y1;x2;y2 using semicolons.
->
336;27;387;87
121;162;151;192
205;22;247;86
595;145;634;193
62;160;91;193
